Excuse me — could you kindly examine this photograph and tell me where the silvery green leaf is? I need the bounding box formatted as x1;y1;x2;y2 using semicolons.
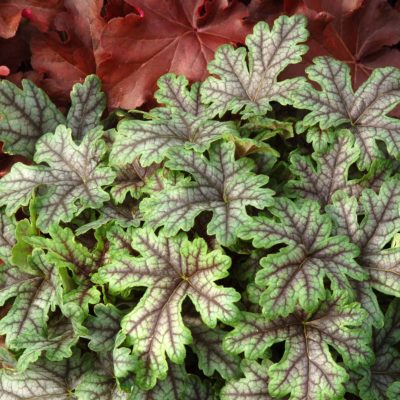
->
224;296;372;400
0;79;64;158
0;211;16;262
112;74;238;168
0;249;62;346
0;125;116;231
294;57;400;168
67;75;106;141
97;227;240;389
141;141;273;246
328;179;400;327
220;360;272;400
185;316;241;380
239;198;365;317
201;15;308;118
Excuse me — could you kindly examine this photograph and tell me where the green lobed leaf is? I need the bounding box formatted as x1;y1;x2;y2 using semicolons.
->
0;79;65;158
111;74;238;167
357;299;400;400
130;362;214;400
286;130;360;206
239;197;365;317
220;359;272;400
24;225;111;323
11;218;37;273
201;15;309;118
294;57;400;168
141;141;273;246
67;75;106;141
185;316;241;380
224;296;372;400
0;249;63;347
75;371;129;400
14;318;79;371
327;179;400;327
84;304;124;352
0;125;116;231
0;349;90;399
110;161;161;203
97;227;240;389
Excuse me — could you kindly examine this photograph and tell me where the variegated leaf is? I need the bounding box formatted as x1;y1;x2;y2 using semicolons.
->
0;349;90;399
84;304;124;352
357;299;400;400
0;126;116;231
220;360;272;400
14;318;79;371
294;57;400;168
239;197;365;317
0;211;16;262
0;249;62;346
112;74;238;167
75;371;129;400
185;316;241;380
287;131;359;206
141;141;273;246
67;75;106;141
130;362;214;400
328;179;400;327
224;296;372;400
0;79;65;158
97;227;240;389
201;15;308;118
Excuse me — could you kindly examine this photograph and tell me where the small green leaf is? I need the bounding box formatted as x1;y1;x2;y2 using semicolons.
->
67;75;106;141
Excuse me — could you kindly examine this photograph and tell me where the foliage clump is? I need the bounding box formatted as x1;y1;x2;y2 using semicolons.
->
0;15;400;400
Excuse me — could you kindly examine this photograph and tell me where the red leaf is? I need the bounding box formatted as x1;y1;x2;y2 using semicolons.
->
0;5;21;39
30;32;96;105
29;0;104;106
0;0;64;39
308;0;400;89
97;0;252;109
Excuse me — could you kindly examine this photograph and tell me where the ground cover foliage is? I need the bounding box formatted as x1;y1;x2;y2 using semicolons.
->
0;5;400;400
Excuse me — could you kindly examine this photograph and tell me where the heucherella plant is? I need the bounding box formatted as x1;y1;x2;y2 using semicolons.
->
0;15;399;400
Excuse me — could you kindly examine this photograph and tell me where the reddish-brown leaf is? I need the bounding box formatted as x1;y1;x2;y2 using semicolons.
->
0;0;64;39
29;0;104;106
0;4;21;39
97;0;252;109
